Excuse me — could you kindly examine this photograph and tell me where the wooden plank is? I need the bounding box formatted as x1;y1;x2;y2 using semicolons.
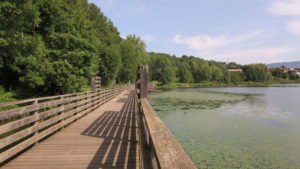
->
0;91;94;108
0;87;125;163
0;114;39;136
0;94;101;135
0;96;102;149
0;92;98;121
0;100;100;163
1;90;139;169
0;92;106;148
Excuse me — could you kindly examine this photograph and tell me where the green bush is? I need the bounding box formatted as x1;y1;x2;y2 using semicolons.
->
0;86;16;103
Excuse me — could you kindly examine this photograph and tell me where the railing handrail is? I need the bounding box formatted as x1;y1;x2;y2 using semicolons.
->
0;85;126;164
135;64;196;169
0;88;110;108
137;97;196;169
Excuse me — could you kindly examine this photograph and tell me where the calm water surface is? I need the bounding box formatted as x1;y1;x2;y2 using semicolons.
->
149;84;300;169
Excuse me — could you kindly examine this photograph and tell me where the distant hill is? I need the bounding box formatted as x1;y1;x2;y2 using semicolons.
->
267;61;300;68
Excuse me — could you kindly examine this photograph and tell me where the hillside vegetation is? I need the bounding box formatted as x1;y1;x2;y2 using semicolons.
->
147;53;299;86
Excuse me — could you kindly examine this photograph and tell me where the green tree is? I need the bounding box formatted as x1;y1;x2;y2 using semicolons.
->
225;62;242;69
243;64;270;82
178;62;194;83
229;72;244;84
118;36;146;83
288;71;299;80
0;1;47;95
148;53;176;85
87;3;122;86
0;0;123;96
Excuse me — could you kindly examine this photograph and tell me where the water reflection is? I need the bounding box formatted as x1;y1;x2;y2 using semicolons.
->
262;119;289;128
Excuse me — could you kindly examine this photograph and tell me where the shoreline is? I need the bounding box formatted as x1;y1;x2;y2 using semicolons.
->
156;80;300;89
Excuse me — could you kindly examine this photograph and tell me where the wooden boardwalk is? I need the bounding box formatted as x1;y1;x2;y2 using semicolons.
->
2;90;139;169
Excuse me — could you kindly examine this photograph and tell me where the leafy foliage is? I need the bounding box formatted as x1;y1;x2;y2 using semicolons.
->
148;54;231;85
243;64;271;82
271;69;299;80
147;54;296;85
0;86;16;103
0;0;145;97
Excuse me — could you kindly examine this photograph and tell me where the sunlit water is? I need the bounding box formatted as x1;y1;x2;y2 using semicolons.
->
149;84;300;169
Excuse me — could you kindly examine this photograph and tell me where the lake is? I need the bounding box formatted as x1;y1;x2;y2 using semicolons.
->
149;84;300;169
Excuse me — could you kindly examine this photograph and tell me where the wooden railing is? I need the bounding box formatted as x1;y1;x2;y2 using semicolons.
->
135;65;196;169
136;97;196;169
0;86;125;164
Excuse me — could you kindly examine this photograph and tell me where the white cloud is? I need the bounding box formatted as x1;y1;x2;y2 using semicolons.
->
268;0;300;35
142;35;155;42
269;0;300;16
287;20;300;35
173;31;262;50
209;47;296;64
173;30;297;64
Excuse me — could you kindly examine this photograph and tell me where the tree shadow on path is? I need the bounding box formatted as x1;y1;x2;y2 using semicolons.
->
81;91;138;169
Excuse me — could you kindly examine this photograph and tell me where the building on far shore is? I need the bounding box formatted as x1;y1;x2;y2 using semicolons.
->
228;69;243;72
269;67;291;73
295;68;300;76
269;67;300;76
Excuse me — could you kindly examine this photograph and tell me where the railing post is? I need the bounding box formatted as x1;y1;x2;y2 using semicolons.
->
136;65;149;99
91;77;96;92
59;96;65;128
96;76;101;92
91;76;101;92
112;80;116;88
33;100;39;145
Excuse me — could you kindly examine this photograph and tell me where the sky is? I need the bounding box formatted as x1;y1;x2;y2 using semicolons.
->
89;0;300;64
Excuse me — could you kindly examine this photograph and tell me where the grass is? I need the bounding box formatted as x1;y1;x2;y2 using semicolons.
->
0;86;16;103
0;86;18;112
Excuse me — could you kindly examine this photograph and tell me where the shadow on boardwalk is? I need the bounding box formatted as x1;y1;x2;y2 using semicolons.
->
81;91;138;169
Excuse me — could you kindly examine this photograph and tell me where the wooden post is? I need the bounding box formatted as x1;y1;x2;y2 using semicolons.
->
59;96;65;128
33;100;39;145
91;76;101;92
136;65;149;99
91;77;96;92
112;80;116;88
95;76;101;91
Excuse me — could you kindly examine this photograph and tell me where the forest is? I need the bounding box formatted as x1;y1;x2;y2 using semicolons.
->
0;0;147;98
0;0;299;99
148;53;299;86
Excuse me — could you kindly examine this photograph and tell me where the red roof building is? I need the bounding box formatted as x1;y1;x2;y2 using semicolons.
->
228;69;243;72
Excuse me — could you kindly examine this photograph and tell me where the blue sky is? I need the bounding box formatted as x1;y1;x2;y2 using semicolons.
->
89;0;300;64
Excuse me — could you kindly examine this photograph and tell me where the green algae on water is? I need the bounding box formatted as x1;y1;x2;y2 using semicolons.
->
149;87;300;169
